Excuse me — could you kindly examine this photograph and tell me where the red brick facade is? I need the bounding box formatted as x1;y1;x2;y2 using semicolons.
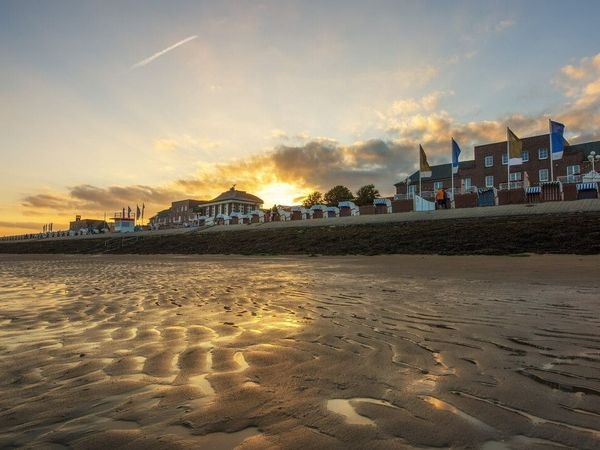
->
395;134;599;195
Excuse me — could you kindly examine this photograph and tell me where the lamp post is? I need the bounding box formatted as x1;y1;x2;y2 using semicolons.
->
588;151;600;172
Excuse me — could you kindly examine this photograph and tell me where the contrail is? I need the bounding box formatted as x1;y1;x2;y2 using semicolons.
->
130;35;198;70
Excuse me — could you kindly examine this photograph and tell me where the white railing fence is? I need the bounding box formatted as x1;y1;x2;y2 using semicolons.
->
556;175;583;184
498;181;524;191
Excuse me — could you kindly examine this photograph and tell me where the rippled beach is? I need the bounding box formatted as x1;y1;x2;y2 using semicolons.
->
0;254;599;449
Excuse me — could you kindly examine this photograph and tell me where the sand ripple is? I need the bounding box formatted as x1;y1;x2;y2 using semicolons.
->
0;254;599;449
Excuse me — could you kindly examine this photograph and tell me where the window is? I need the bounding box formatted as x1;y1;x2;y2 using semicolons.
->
522;150;529;162
538;148;549;159
484;155;494;167
433;181;443;190
539;169;549;182
567;165;580;176
408;185;416;195
485;175;494;188
509;172;522;181
463;178;472;189
502;153;508;165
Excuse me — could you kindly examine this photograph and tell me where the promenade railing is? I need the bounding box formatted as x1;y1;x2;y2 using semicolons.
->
498;181;524;191
556;174;582;184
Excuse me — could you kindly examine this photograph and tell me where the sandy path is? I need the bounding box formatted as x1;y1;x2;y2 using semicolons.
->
0;254;599;449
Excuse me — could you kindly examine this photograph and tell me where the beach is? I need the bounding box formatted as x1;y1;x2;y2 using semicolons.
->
0;254;599;449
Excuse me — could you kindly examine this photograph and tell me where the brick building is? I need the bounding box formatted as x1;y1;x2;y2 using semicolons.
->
395;134;600;196
69;216;108;232
149;187;264;228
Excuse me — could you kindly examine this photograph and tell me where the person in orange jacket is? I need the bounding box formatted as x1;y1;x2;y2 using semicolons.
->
436;188;445;209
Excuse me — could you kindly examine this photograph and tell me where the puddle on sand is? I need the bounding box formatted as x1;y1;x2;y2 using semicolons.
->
327;398;400;426
188;374;216;397
452;391;600;438
233;352;249;373
481;435;569;449
422;396;495;432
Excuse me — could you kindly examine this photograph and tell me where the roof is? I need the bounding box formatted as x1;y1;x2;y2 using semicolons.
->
475;133;569;149
208;187;264;204
395;161;473;186
566;140;600;157
172;199;207;205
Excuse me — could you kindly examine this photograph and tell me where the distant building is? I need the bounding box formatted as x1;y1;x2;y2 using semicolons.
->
395;134;600;195
193;187;264;218
149;186;264;228
111;217;135;233
69;216;108;232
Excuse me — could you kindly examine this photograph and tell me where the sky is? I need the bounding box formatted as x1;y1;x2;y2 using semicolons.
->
1;0;600;235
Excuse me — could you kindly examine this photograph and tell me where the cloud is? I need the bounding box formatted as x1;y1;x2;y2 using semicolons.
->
389;91;450;116
495;20;516;32
18;52;600;220
130;35;198;70
269;129;289;140
0;220;47;230
154;138;179;152
153;135;223;152
552;52;600;140
22;184;188;223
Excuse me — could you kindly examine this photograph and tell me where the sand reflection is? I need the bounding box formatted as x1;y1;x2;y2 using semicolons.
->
0;254;599;449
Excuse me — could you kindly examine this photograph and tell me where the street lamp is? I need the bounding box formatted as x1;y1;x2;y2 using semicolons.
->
588;151;600;172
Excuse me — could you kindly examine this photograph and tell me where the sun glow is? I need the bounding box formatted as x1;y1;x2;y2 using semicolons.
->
256;182;311;207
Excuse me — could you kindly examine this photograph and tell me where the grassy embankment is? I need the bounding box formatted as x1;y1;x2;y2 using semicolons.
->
1;212;600;255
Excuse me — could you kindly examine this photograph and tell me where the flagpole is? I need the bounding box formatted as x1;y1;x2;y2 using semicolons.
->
549;119;554;182
419;146;422;195
451;139;455;205
506;128;510;191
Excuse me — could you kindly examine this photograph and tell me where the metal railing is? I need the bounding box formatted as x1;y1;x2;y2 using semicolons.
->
556;175;582;184
498;181;524;191
394;186;477;201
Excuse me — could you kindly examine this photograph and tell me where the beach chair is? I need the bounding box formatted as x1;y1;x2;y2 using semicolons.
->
309;204;328;219
229;211;244;225
525;186;541;203
249;210;265;223
215;213;230;225
541;181;563;202
326;206;340;218
291;207;309;220
277;208;291;221
373;198;392;214
576;182;599;199
477;187;498;207
338;201;360;216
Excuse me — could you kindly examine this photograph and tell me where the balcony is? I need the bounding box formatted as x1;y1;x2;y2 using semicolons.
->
498;181;524;191
556;174;582;184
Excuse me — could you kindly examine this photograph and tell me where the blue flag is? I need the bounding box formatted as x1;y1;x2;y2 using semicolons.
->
451;138;461;174
550;120;565;160
127;206;132;218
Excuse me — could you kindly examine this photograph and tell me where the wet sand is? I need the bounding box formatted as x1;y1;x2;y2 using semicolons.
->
0;254;599;449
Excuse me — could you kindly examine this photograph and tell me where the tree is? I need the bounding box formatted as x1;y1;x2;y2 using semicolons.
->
302;191;323;208
354;184;380;206
323;185;354;206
